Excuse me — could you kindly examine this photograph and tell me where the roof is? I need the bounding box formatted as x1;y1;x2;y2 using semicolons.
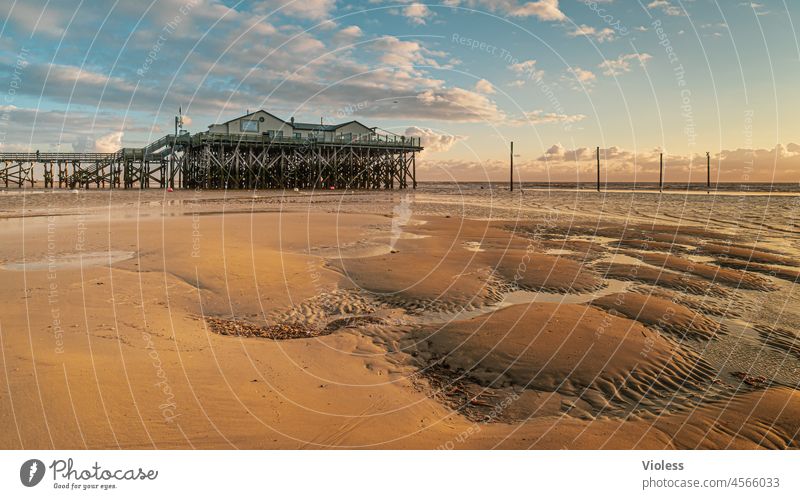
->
211;111;376;133
292;122;338;132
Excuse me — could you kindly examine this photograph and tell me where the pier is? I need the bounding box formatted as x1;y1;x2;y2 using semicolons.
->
0;111;422;190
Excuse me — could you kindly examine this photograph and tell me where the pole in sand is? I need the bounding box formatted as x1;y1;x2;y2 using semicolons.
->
659;152;663;192
596;146;600;192
510;141;514;192
706;152;710;194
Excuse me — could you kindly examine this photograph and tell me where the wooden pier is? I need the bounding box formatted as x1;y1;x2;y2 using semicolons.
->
0;132;421;190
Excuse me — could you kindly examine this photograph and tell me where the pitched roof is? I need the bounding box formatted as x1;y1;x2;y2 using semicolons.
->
213;111;376;132
292;122;338;132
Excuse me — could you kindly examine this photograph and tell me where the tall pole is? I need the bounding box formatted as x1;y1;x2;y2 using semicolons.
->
510;141;514;192
659;152;663;192
706;152;710;194
596;146;600;192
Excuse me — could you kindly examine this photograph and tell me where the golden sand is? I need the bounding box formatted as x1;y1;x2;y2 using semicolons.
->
1;188;799;449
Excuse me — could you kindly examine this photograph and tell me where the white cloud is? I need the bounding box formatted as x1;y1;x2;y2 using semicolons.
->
371;36;444;70
94;131;123;153
443;0;565;22
404;3;433;25
254;0;336;20
508;59;544;82
647;0;684;16
511;0;566;21
572;67;597;83
563;67;597;90
332;25;363;45
741;2;769;16
567;24;616;43
474;79;496;94
405;126;465;152
415;87;504;122
520;110;586;125
599;53;653;76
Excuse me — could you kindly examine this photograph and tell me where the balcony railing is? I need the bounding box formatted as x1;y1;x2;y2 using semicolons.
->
197;132;422;148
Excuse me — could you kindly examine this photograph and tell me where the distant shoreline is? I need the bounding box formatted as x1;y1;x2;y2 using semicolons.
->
415;181;800;194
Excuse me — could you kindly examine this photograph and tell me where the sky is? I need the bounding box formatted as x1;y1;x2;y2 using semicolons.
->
1;0;799;183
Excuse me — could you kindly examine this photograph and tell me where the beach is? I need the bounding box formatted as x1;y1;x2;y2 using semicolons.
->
1;186;799;449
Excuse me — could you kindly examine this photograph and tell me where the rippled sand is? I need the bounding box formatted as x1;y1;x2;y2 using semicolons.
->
1;186;799;449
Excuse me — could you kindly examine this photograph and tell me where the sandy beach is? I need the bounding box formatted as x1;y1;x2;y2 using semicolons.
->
1;186;799;449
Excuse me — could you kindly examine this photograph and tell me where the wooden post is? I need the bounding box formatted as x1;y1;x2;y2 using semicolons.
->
510;141;514;192
706;152;710;193
659;152;663;192
596;146;600;192
412;151;417;189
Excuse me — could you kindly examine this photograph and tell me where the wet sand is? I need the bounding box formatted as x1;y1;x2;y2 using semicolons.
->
1;187;799;449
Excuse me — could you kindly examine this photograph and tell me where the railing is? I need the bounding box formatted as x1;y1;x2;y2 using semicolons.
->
0;152;115;161
0;131;423;163
197;132;422;148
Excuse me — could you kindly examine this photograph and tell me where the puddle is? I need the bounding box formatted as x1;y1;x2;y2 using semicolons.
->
1;251;136;271
416;279;632;324
500;279;631;305
390;232;429;240
596;253;649;266
310;243;394;259
462;241;485;253
543;248;575;256
685;255;716;263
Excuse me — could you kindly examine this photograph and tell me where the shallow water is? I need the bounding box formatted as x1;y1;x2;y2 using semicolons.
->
1;250;135;271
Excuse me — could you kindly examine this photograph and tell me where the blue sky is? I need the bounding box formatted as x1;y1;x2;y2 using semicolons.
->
1;0;799;181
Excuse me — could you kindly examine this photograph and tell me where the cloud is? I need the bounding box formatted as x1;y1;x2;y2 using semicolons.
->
599;53;653;76
414;87;505;122
0;106;151;152
371;35;445;70
508;59;544;82
740;2;769;16
443;0;565;22
564;67;597;90
405;126;465;153
474;79;496;94
567;24;616;43
404;3;433;25
647;0;684;17
94;131;124;153
533;143;800;182
5;2;68;37
510;0;566;21
254;0;336;20
332;25;363;45
519;110;586;125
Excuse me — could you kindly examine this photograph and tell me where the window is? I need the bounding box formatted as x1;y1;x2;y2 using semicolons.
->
240;120;259;132
294;132;302;139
